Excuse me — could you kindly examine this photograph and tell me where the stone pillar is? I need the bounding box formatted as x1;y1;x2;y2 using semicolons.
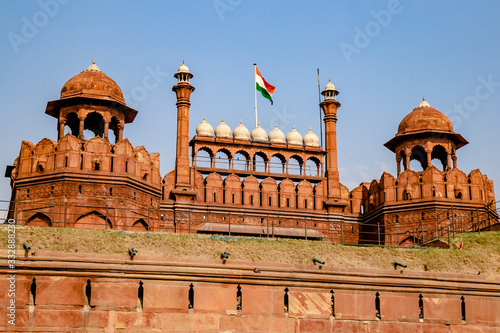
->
447;153;452;170
103;121;109;141
78;117;85;140
58;119;66;140
426;149;432;169
405;151;411;171
396;157;401;175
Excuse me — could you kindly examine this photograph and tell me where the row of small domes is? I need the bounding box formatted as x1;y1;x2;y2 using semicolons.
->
196;118;320;147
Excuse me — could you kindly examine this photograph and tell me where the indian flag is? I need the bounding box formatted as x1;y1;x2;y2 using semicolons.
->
255;66;276;105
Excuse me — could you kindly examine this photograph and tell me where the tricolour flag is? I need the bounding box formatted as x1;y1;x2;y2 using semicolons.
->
255;66;276;105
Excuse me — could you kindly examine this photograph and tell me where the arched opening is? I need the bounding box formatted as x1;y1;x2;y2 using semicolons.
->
253;152;267;172
26;212;52;227
64;112;80;137
305;157;320;176
74;211;112;230
431;145;448;171
270;154;285;174
109;117;120;144
233;151;250;171
410;145;427;171
195;147;213;168
215;149;231;169
83;112;105;140
131;219;148;231
288;155;303;175
398;150;406;172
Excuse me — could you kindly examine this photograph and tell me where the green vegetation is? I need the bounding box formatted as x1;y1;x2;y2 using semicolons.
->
2;226;499;276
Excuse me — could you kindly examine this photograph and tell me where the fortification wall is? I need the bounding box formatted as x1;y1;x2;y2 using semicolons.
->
1;252;499;332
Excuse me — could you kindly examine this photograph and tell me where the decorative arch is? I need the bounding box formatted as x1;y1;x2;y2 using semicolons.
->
305;157;321;177
83;112;105;139
26;212;52;227
431;145;448;171
215;148;231;169
195;147;214;168
131;219;148;231
65;112;80;137
233;150;250;171
270;153;286;174
74;210;112;230
288;155;303;175
410;145;427;171
253;152;268;172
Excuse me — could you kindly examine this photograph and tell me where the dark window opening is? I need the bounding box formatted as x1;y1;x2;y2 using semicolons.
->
78;185;82;194
137;281;144;310
65;156;68;168
236;285;242;311
284;287;289;314
304;199;308;209
375;292;381;319
286;198;290;208
94;162;100;171
80;154;83;170
232;193;235;204
213;192;216;202
330;290;335;317
125;160;128;173
37;164;44;172
461;296;466;321
419;294;424;319
250;195;253;205
268;196;272;206
85;279;92;307
469;186;472;200
188;283;194;309
30;277;37;306
110;156;114;172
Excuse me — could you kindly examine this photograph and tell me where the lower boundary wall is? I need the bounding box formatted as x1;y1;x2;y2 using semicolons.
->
1;252;499;332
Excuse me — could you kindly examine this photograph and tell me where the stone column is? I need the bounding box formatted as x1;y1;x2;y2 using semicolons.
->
78;117;85;140
103;121;109;141
426;149;432;169
396;157;401;175
58;119;66;140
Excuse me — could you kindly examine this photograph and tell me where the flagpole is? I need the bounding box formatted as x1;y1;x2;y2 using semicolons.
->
317;68;323;148
254;63;258;128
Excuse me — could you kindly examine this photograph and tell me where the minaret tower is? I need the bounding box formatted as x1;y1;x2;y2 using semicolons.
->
320;80;347;212
171;62;197;202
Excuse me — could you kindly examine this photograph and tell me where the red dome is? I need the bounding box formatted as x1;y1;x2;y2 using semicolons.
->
397;105;453;134
60;63;124;104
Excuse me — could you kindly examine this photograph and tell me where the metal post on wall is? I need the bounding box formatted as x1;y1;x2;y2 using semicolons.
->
267;215;269;238
105;205;108;230
304;217;307;240
476;208;480;234
64;201;67;228
340;220;344;244
377;222;381;245
148;206;151;232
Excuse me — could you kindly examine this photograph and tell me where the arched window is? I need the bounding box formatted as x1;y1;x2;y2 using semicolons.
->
253;152;267;172
195;148;213;168
269;154;285;174
233;151;250;171
215;149;231;169
83;112;105;139
65;112;80;137
288;155;303;175
410;145;427;171
109;117;120;144
431;145;448;171
305;157;320;177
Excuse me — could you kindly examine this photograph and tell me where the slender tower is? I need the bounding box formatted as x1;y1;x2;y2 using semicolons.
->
171;62;197;202
320;80;347;212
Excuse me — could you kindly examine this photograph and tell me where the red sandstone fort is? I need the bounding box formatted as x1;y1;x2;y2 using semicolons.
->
2;61;499;332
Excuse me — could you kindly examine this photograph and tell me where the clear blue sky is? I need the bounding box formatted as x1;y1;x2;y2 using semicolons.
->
1;0;499;214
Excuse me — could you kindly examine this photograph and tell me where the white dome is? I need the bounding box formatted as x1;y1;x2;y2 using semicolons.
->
303;127;320;147
233;120;250;140
286;125;303;145
251;123;268;142
268;124;285;143
324;79;336;91
86;59;101;72
195;117;213;137
417;96;431;108
214;118;231;138
178;61;190;73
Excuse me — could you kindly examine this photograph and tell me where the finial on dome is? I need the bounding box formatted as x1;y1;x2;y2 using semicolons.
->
257;121;260;126
417;96;431;108
240;120;242;124
292;125;295;129
203;116;206;120
222;118;224;122
85;59;101;72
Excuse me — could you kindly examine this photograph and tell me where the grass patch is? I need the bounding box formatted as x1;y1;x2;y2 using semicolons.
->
2;226;499;276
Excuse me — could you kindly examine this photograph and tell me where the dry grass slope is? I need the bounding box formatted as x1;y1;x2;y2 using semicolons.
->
2;226;499;276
